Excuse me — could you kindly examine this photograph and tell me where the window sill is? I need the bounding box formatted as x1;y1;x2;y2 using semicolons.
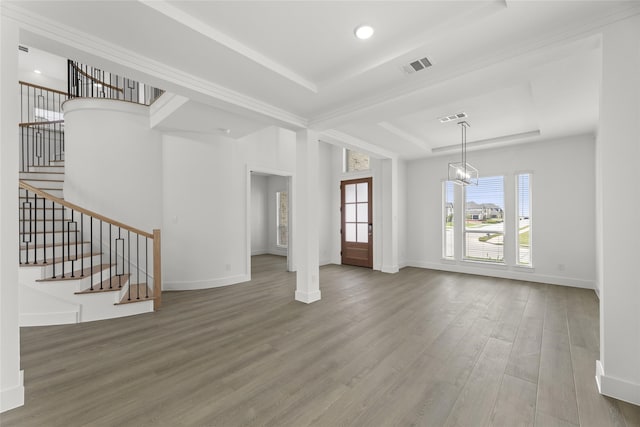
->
461;259;508;270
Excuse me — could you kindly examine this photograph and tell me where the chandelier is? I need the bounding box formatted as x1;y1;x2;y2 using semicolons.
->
448;121;478;186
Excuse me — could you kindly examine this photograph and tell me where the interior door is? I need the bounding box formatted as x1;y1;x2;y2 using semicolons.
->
341;178;373;268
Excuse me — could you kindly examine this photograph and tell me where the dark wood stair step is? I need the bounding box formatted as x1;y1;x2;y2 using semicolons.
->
116;283;154;305
76;274;130;294
36;263;112;282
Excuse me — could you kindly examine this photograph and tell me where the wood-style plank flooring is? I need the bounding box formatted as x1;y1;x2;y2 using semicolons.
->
2;255;639;426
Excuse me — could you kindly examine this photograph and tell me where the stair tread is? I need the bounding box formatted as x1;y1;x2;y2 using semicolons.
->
75;274;130;294
116;283;154;305
20;171;65;175
19;178;65;182
20;251;102;267
19;229;79;235
20;241;90;250
36;263;112;282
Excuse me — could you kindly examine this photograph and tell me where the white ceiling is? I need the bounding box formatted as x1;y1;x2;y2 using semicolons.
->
9;1;640;159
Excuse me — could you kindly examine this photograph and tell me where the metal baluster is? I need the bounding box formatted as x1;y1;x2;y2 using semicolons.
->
144;237;148;299
33;193;37;266
128;230;131;295
68;210;75;277
90;217;93;290
52;201;56;278
60;195;65;278
99;220;103;289
80;212;84;276
43;198;47;264
135;234;140;300
109;224;112;289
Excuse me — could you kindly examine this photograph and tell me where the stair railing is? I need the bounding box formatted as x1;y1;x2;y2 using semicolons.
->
19;181;162;310
67;60;164;106
19;81;67;173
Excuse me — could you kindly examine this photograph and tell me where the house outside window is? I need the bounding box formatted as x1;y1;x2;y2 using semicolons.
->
464;176;505;263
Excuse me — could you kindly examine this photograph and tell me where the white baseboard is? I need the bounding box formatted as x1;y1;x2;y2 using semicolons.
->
0;370;24;413
596;359;640;405
381;265;399;274
404;260;595;289
20;311;78;326
295;290;321;304
251;249;267;256
164;274;250;291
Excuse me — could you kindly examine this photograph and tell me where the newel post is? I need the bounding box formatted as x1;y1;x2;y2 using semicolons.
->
153;229;162;310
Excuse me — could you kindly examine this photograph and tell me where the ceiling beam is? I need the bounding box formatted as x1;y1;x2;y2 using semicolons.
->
138;0;318;94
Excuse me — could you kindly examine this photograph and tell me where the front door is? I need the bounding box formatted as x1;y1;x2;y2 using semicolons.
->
341;178;373;268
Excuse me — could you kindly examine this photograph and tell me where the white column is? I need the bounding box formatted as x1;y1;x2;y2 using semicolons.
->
381;157;399;273
595;15;640;406
0;14;24;412
294;130;321;303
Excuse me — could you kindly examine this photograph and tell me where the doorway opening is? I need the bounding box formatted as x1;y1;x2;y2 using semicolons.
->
341;177;373;268
249;171;292;275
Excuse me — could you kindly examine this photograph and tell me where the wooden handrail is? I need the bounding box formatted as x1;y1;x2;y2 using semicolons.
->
19;80;68;96
19;180;153;239
19;119;65;128
69;62;124;93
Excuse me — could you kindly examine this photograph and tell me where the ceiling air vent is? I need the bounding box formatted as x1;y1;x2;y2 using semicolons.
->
18;45;29;53
439;112;467;123
402;57;432;75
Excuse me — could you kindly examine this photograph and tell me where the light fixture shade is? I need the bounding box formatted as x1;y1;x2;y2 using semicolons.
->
448;162;478;186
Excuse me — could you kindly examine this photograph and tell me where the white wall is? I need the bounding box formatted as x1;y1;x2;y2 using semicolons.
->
250;174;268;255
317;141;333;265
398;159;408;267
0;14;24;413
595;13;640;405
162;132;247;289
405;135;596;288
63;99;163;233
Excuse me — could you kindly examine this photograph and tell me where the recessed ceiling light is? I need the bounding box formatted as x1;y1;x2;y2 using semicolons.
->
354;25;374;40
34;69;41;74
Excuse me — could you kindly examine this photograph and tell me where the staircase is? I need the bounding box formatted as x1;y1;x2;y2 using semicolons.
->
18;77;162;326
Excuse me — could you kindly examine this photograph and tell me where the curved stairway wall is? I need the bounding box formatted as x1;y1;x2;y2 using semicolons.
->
62;98;162;235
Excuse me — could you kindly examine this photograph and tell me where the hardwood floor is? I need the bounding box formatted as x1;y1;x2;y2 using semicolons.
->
2;255;639;426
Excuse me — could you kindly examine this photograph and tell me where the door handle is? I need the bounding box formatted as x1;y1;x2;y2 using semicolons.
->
368;223;373;235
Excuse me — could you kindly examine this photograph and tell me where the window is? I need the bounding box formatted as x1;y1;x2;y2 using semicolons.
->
516;174;532;266
464;176;504;263
276;191;288;248
344;149;370;172
443;181;455;259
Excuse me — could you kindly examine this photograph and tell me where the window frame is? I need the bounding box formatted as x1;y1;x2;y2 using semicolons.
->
515;172;533;268
463;175;506;264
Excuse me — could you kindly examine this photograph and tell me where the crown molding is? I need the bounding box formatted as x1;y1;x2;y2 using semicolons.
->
320;129;396;160
1;2;308;129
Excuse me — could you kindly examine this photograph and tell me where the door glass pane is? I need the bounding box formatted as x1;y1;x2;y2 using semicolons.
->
345;204;356;222
346;223;356;242
356;183;368;202
345;184;356;203
357;203;368;222
357;223;368;243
